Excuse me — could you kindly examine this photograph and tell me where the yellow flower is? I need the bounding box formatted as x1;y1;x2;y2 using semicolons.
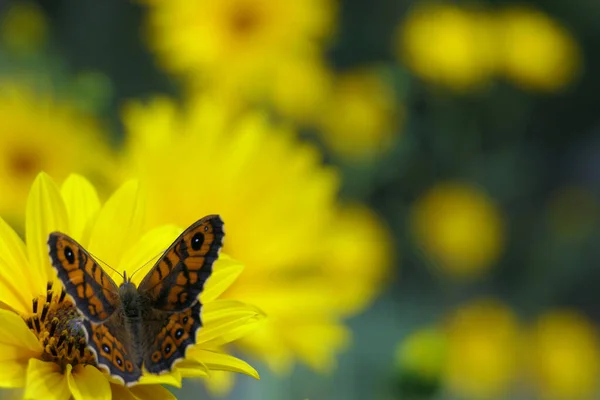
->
317;67;401;159
141;0;336;96
0;172;261;399
396;2;497;91
0;84;116;229
411;182;504;277
527;310;600;400
444;299;520;399
0;2;48;55
120;96;392;377
496;6;581;92
269;51;333;123
396;327;446;382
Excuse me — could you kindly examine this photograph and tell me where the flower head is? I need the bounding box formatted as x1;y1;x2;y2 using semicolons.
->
120;96;392;377
411;182;504;277
0;172;261;399
0;84;116;227
141;0;336;97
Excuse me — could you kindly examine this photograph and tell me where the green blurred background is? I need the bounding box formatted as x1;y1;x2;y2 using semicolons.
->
0;0;599;399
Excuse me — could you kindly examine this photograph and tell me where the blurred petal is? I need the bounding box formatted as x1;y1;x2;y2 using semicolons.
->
119;225;181;284
173;359;209;378
25;172;68;295
61;174;100;243
68;365;110;400
88;180;144;278
0;217;32;313
130;384;176;400
197;300;265;347
186;349;259;379
137;370;182;387
200;254;244;303
24;359;69;400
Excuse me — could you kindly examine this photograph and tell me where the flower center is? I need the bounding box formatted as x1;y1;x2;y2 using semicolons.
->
8;147;40;178
230;6;261;37
24;282;96;370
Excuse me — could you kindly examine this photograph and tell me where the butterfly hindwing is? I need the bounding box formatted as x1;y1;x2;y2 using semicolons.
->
84;312;142;385
137;215;224;311
48;233;120;322
141;302;202;374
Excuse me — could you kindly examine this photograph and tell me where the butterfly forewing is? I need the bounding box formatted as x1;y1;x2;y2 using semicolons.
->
137;215;224;312
48;233;120;323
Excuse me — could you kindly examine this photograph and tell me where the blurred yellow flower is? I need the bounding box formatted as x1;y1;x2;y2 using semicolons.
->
318;67;401;159
396;2;497;91
411;182;504;277
0;84;116;228
444;299;520;399
496;6;581;92
142;0;336;98
527;310;600;400
0;173;260;400
396;327;446;382
270;52;333;123
120;96;392;379
0;2;47;55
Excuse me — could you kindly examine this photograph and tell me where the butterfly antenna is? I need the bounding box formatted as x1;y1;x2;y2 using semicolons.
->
88;251;124;280
129;248;168;281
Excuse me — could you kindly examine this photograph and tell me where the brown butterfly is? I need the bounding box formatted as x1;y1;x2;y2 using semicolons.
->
48;215;224;386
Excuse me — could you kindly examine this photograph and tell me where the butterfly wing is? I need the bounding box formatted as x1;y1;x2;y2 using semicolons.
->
137;215;224;373
48;232;120;323
84;312;143;385
141;302;202;374
137;215;224;311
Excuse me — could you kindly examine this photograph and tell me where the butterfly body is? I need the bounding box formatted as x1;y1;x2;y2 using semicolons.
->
48;215;225;386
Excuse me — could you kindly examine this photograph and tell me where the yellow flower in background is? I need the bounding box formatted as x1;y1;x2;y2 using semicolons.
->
496;6;581;92
317;67;400;159
142;0;336;97
120;96;392;378
396;2;497;91
411;182;504;277
0;2;48;55
395;327;446;383
269;52;333;123
0;84;116;229
0;173;261;399
444;299;520;399
527;310;600;400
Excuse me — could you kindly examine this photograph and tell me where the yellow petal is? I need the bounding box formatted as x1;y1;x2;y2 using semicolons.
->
68;364;110;400
0;217;33;314
119;225;182;284
200;254;244;304
109;384;137;400
186;349;259;379
0;309;42;360
137;370;182;387
87;180;144;279
130;384;176;400
0;359;29;388
61;174;101;243
24;359;69;400
172;359;209;378
25;172;69;296
197;300;265;347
